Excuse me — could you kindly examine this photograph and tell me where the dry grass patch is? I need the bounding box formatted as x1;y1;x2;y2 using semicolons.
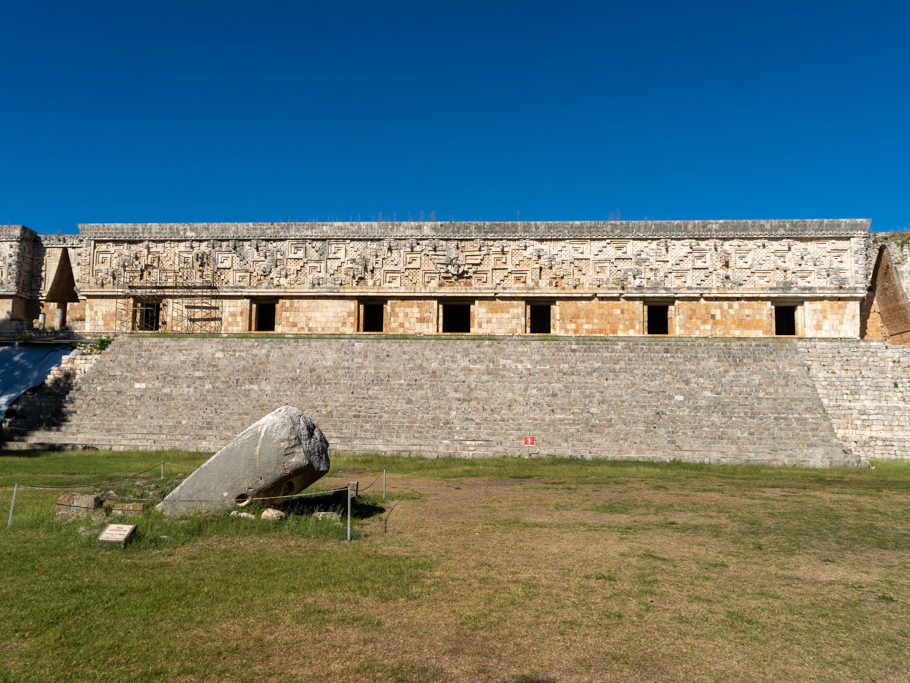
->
0;453;907;681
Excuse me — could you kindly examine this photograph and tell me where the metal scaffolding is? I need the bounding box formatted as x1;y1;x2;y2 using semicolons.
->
114;265;222;333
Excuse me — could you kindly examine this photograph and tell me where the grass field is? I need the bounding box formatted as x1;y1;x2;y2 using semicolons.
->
1;451;908;681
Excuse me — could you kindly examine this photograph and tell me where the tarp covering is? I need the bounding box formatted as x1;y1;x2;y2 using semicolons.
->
0;343;72;421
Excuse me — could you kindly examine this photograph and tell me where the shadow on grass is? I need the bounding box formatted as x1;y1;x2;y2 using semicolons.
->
279;490;386;520
0;449;48;458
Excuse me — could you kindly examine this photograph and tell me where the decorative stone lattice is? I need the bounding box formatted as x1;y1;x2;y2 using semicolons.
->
78;232;869;298
0;220;890;338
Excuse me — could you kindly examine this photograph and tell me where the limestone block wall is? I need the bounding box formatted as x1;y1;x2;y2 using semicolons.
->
866;243;910;343
64;220;870;337
7;222;897;340
474;299;524;335
74;222;871;305
2;336;862;467
387;299;437;334
554;300;644;335
71;293;862;339
799;340;910;460
1;348;101;432
675;300;771;337
60;301;87;331
0;227;37;299
0;298;31;326
881;238;910;296
803;300;859;338
84;299;117;332
276;298;356;334
222;299;250;332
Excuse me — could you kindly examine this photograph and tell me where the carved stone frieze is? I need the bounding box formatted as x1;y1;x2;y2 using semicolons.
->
81;234;867;296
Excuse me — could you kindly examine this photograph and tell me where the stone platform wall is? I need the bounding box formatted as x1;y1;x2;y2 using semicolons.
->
798;340;910;459
2;336;875;467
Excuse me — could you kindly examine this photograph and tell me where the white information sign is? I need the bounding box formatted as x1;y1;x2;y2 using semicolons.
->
97;523;136;547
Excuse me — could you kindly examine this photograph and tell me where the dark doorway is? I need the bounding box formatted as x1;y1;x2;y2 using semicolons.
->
255;302;276;332
646;304;669;335
135;300;161;331
442;303;471;333
528;303;552;334
361;302;384;332
775;305;797;336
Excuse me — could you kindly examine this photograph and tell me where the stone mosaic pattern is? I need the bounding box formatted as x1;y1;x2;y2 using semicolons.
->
0;226;37;297
0;221;888;338
78;231;869;298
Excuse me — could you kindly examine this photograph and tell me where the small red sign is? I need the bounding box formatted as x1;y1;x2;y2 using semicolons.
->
524;436;535;446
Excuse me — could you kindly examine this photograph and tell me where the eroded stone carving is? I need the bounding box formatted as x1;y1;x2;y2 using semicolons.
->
81;234;867;296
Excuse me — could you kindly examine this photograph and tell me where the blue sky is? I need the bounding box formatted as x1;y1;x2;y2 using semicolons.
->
1;0;907;233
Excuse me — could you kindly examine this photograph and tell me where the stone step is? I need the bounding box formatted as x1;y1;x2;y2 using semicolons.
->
1;336;863;466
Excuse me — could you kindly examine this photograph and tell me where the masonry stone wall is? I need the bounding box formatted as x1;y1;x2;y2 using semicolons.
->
387;299;437;334
803;300;860;338
878;236;910;296
84;299;117;333
864;242;910;344
3;336;866;467
0;226;39;329
474;299;525;335
7;220;899;339
1;348;101;431
6;336;908;462
554;300;643;336
54;220;869;337
275;298;356;334
96;294;854;338
222;298;250;332
798;340;910;460
76;229;869;300
675;299;770;337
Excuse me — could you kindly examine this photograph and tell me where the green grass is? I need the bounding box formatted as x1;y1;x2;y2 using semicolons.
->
332;452;909;487
1;451;908;681
0;450;205;488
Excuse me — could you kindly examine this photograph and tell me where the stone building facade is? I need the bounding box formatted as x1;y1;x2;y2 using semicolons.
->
2;219;909;341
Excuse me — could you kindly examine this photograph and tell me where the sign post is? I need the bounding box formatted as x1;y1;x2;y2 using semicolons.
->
7;483;18;528
346;483;352;541
524;436;535;457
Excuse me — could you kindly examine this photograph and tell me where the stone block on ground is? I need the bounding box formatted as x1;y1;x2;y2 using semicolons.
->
54;493;104;521
260;508;285;521
156;406;329;516
111;502;147;517
314;511;342;522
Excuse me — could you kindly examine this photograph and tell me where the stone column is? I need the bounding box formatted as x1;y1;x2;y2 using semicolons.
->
54;304;66;330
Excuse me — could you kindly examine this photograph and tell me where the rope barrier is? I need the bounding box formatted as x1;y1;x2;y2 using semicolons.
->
329;469;380;475
354;474;382;493
174;486;351;505
10;464;167;491
7;458;391;530
31;485;350;505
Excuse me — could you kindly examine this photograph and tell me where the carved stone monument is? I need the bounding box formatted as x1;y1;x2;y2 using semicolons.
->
156;406;329;516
